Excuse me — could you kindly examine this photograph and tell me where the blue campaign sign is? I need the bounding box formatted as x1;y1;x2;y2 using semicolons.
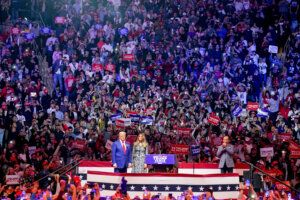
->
41;27;51;34
191;146;201;156
129;114;140;123
231;105;242;117
118;28;129;35
25;33;34;40
141;116;153;125
145;154;175;165
94;24;102;30
110;113;122;123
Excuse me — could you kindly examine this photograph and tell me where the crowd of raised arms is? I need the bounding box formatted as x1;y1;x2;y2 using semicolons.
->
0;0;299;199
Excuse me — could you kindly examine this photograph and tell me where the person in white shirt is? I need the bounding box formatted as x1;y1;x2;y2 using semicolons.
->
258;58;267;85
47;103;56;114
69;58;78;74
103;71;113;84
102;41;113;53
267;91;280;123
235;83;247;105
46;32;58;47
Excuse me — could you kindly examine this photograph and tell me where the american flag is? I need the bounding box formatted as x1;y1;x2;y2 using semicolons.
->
87;171;240;199
77;161;249;186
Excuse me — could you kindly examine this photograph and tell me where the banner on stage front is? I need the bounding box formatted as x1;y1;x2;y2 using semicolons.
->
145;154;175;165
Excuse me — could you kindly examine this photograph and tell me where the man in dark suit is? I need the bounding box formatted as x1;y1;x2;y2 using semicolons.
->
217;136;234;173
52;54;66;91
112;131;132;173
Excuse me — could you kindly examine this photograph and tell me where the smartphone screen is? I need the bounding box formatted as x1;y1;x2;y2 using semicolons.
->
265;190;269;197
246;179;250;187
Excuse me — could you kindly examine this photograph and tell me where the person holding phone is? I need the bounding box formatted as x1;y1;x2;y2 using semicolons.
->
216;136;234;173
199;189;215;200
112;131;132;173
132;133;149;173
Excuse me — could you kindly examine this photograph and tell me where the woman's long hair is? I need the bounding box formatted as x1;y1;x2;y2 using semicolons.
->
134;133;148;148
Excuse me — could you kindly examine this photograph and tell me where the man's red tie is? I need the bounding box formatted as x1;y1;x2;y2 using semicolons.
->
122;142;126;154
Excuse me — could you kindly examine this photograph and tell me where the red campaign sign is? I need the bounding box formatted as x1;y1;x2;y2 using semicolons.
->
275;181;291;191
92;63;103;72
72;141;85;151
55;17;65;24
171;144;189;155
144;108;155;116
247;102;259;111
290;149;300;158
211;137;223;146
126;135;137;145
123;54;134;61
177;128;193;137
116;119;125;129
288;141;300;150
208;115;220;126
104;63;116;72
127;110;137;117
11;27;21;35
279;133;292;142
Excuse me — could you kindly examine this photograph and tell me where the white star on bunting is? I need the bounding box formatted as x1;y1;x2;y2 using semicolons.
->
209;186;213;190
236;186;239;191
199;186;204;191
110;185;114;190
176;186;181;191
79;175;83;180
227;186;231;190
102;184;106;189
142;186;147;190
218;186;222;191
188;186;193;190
153;186;158;191
165;186;170;191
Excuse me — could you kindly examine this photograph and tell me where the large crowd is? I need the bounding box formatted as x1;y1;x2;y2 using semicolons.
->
0;0;299;199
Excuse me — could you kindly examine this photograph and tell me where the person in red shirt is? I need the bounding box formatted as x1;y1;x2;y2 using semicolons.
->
65;72;76;98
279;102;290;121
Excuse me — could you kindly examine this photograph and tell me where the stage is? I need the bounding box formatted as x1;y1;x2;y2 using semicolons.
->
76;161;247;199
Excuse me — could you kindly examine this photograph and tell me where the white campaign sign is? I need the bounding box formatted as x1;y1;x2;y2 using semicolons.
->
260;147;274;157
6;175;20;185
268;45;278;54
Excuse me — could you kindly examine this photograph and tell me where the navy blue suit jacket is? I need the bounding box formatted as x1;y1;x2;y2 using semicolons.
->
111;140;132;169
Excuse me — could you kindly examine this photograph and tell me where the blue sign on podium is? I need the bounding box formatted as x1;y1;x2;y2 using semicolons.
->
145;154;175;165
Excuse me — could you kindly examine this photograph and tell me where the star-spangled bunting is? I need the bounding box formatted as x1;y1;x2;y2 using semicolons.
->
81;182;239;192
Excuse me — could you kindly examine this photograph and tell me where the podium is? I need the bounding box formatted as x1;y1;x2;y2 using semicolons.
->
145;154;175;173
